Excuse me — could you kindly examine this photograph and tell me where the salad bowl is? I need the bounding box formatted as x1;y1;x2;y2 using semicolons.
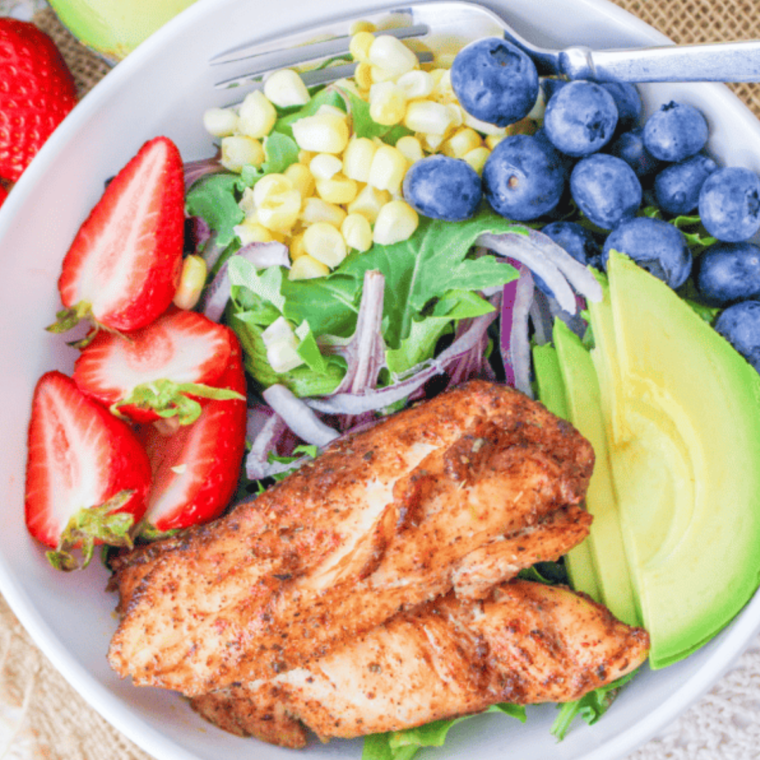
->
1;0;760;759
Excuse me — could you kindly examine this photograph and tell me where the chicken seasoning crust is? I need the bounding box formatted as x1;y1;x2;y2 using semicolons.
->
106;380;649;744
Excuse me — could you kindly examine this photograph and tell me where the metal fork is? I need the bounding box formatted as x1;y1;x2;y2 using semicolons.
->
211;0;760;92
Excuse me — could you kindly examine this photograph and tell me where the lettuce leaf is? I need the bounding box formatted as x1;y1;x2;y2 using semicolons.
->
185;173;244;248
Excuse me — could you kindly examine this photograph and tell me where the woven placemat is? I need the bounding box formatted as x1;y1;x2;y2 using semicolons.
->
0;2;758;759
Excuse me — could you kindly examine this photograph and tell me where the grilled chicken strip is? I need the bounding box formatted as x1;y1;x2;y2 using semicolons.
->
190;580;650;747
109;381;594;697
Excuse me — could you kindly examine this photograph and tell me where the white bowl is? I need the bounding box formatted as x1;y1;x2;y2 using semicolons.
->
2;1;760;759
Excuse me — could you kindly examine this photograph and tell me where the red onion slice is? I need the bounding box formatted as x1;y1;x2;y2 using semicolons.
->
500;263;535;397
262;384;339;448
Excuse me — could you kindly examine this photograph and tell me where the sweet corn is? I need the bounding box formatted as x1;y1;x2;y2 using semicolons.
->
368;145;408;194
303;222;348;268
348;184;391;223
485;133;506;151
354;62;373;90
396;70;434;100
309;153;343;181
317;104;347;118
220;135;265;173
300;197;347;228
234;219;275;244
368;35;418;77
369;65;398;84
445;103;464;130
341;213;373;252
343;137;378;182
373;200;419;245
442;127;484;159
395;135;424;164
292;111;350;154
284;162;316;198
173;255;207;310
463;146;491;175
349;30;375;62
404;100;454;135
203;107;238;137
422;132;447;152
253;174;301;233
369;81;407;126
298;149;316;165
316;173;359;205
430;68;456;104
289;254;331;280
238;90;277;139
463;110;508;137
289;231;308;260
332;77;361;97
349;20;376;34
264;69;310;108
261;317;304;372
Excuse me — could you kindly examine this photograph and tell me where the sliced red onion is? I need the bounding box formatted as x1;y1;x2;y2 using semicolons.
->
184;153;225;191
444;300;499;387
186;215;212;254
546;293;588;340
262;384;339;448
529;289;554;347
478;232;575;314
201;242;290;322
245;408;287;480
500;263;535;397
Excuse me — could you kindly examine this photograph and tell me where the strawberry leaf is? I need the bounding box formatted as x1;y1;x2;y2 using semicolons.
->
46;301;92;335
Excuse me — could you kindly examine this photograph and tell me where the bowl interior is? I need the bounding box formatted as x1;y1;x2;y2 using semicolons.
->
1;1;760;759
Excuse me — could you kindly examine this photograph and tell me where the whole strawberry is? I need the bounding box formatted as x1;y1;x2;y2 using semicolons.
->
0;19;78;183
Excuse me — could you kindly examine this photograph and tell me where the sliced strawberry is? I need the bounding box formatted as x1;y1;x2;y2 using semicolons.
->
25;371;152;571
52;136;184;334
137;333;247;533
73;307;241;424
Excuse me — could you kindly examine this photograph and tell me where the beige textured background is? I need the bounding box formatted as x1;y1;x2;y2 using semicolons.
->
1;2;759;759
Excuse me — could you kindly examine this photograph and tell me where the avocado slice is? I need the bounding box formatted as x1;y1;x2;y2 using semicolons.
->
552;320;640;627
532;343;601;603
597;251;760;668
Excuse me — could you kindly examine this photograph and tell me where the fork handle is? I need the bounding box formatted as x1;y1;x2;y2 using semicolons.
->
560;40;760;83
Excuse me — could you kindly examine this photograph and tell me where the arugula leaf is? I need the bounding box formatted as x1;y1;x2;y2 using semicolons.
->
338;210;525;349
363;704;526;760
517;560;569;586
240;132;299;187
267;444;319;481
185;173;244;248
551;670;638;741
641;206;717;251
339;87;413;142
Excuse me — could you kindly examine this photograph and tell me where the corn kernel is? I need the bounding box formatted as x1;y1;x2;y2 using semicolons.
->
341;213;373;252
396;70;434;100
442;127;484;159
173;255;207;310
303;222;348;268
220;135;265;173
485;134;506;151
284;162;316;198
395;135;424;164
349;30;375;62
348;184;391;223
298;149;316;165
289;254;331;280
316;173;359;204
445;103;464;130
264;69;310;108
430;68;456;104
404;100;454;135
354;62;374;90
422;132;446;152
463;146;491;175
261;317;304;372
369;81;407;126
203;107;238;137
368;35;418;77
234;220;275;244
463;111;508;136
308;153;342;181
343;137;378;182
317;104;347;118
373;200;419;245
349;20;376;34
332;77;361;97
368;145;408;194
292;111;350;154
369;65;398;84
253;174;301;233
238;90;277;139
300;197;347;228
289;231;308;260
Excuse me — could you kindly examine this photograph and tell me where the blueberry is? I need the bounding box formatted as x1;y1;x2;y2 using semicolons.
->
609;129;662;178
600;82;642;132
541;221;602;268
570;154;642;230
642;101;709;162
402;155;482;222
602;217;692;288
543;81;618;157
482;134;566;221
541;77;567;102
654;154;718;216
698;167;760;242
715;300;760;372
451;38;539;126
696;242;760;305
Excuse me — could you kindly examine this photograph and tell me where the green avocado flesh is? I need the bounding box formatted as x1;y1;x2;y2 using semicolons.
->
535;250;760;669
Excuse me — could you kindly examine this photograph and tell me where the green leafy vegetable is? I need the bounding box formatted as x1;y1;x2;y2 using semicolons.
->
185;173;244;248
240;132;300;187
517;560;569;586
272;87;347;139
267;444;319;481
641;206;717;251
339;87;413;143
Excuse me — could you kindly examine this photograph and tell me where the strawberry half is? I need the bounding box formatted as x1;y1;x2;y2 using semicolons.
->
51;136;185;334
25;371;152;571
137;334;247;534
73;307;241;424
